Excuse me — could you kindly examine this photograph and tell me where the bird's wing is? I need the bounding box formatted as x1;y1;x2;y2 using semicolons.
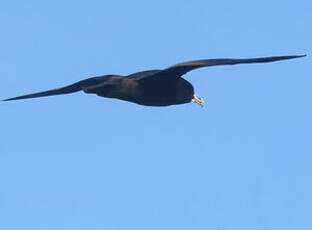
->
127;70;161;80
3;75;111;101
145;55;306;80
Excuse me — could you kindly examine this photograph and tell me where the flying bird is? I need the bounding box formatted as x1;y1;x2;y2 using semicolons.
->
3;55;305;107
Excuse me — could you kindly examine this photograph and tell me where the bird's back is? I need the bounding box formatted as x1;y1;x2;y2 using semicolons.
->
127;70;161;80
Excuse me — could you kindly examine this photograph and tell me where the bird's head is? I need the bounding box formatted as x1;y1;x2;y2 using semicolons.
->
176;78;204;107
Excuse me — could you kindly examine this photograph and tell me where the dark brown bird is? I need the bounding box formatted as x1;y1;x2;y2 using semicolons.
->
3;55;305;107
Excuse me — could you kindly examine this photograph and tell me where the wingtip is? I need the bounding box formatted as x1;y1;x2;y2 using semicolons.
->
289;54;306;59
3;97;19;102
284;54;307;60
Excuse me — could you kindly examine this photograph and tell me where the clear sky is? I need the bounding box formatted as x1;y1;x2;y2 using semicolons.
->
1;1;311;229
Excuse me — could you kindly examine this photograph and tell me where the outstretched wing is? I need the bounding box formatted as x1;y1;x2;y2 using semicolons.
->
3;75;114;101
145;55;306;80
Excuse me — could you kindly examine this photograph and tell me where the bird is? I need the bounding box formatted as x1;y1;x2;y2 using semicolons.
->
3;55;306;107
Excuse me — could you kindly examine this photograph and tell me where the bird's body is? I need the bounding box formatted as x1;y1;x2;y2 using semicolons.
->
81;72;194;106
3;55;305;107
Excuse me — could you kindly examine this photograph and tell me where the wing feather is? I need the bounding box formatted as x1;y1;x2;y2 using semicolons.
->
3;76;110;101
154;55;306;79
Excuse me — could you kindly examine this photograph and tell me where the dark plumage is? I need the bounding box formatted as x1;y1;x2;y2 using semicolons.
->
3;55;306;107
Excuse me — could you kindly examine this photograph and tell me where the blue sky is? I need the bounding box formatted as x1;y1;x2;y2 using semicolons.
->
1;1;311;229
